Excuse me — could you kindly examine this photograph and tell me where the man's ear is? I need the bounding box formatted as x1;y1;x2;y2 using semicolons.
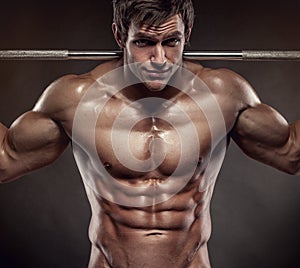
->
112;23;124;48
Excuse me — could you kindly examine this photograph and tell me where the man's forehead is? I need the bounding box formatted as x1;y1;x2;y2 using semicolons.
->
130;14;185;36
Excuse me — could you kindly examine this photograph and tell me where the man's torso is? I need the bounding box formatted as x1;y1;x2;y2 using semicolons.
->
50;60;251;267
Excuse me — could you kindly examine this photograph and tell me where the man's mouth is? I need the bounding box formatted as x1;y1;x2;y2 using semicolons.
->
143;68;172;80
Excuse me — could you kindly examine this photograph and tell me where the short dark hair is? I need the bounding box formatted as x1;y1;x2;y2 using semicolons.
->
112;0;195;45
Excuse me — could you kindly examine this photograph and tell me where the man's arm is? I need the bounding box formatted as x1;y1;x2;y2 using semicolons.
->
209;67;300;175
232;101;300;175
0;76;77;183
0;112;69;182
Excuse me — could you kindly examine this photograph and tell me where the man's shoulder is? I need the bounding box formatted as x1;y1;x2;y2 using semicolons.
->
34;60;121;116
184;60;259;106
49;59;121;95
185;61;243;89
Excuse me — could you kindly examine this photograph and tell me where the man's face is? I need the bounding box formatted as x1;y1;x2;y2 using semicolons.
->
122;15;188;91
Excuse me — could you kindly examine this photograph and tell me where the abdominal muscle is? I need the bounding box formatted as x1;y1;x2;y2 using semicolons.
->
84;173;214;268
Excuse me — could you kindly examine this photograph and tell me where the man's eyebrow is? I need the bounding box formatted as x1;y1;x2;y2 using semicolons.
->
133;31;184;41
164;31;184;39
134;32;158;40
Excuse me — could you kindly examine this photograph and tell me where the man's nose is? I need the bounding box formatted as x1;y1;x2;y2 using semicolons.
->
150;44;167;67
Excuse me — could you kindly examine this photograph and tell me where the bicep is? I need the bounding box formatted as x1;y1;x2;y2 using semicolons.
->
231;103;296;172
1;111;69;182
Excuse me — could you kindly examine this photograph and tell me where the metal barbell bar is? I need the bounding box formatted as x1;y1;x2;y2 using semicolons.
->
1;50;300;61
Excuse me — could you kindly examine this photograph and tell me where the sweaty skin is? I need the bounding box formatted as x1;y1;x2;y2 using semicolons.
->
1;15;300;268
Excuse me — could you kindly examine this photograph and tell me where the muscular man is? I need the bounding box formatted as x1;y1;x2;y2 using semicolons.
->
0;0;299;267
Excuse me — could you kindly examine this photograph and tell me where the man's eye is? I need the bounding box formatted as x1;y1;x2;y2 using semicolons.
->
133;39;153;47
164;38;181;47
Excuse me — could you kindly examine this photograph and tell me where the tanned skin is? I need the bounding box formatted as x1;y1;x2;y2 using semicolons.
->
0;15;299;268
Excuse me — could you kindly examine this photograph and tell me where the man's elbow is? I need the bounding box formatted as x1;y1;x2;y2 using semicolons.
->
289;165;300;176
0;165;22;184
0;170;15;183
284;167;300;176
284;158;300;175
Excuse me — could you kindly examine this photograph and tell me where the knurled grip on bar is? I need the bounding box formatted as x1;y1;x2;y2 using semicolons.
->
242;50;300;60
0;50;69;60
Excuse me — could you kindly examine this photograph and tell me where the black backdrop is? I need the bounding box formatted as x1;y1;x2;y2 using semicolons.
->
0;1;300;267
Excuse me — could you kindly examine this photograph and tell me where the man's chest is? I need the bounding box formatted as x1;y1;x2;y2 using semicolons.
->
70;89;238;178
94;98;217;178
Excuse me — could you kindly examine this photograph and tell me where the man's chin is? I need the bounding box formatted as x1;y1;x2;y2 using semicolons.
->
143;81;168;91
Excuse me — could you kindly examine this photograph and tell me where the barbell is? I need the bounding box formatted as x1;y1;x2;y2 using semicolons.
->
0;50;300;61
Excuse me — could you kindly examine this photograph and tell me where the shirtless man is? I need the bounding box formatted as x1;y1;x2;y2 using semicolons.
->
0;0;299;267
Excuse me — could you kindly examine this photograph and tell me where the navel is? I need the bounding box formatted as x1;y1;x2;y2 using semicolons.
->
104;162;112;170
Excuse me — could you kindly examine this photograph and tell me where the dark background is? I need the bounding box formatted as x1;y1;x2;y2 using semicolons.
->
0;0;300;267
